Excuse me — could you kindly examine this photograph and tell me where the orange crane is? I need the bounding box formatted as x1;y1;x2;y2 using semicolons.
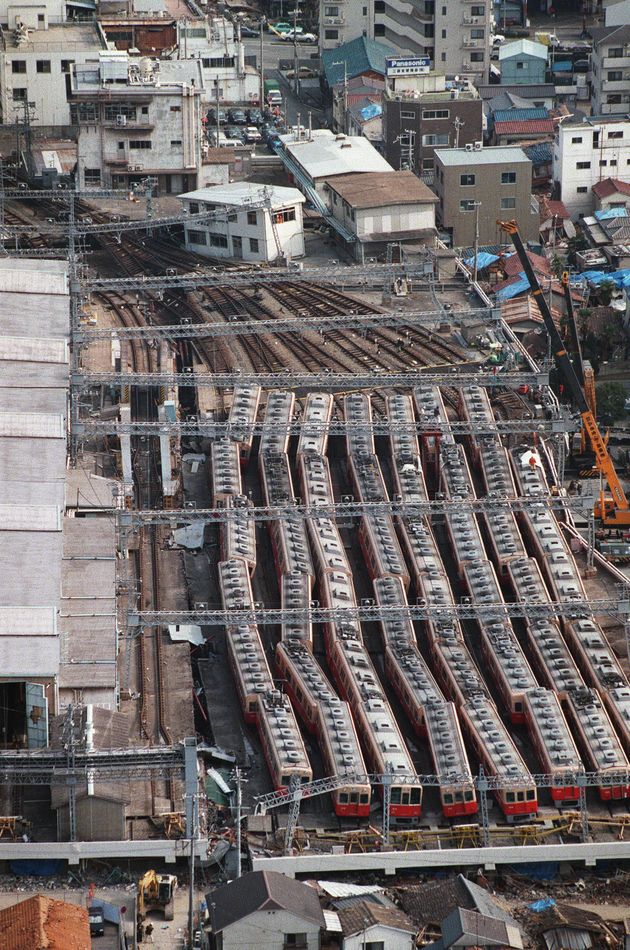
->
560;270;598;456
499;220;630;528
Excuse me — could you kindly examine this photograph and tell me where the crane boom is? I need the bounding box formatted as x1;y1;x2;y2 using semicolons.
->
498;220;630;526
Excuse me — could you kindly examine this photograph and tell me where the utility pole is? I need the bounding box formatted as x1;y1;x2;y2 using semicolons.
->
472;200;482;284
453;115;465;148
232;766;247;877
259;17;265;109
292;4;299;96
215;79;220;146
332;60;348;131
187;792;198;948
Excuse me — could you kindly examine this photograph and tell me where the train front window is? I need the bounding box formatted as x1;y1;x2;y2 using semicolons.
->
514;701;523;712
360;794;369;804
455;791;464;803
248;701;256;712
350;792;358;804
401;791;410;805
443;793;454;805
506;792;515;803
527;789;536;801
391;788;402;804
281;775;290;786
339;792;348;804
411;788;421;804
465;791;474;802
517;791;525;801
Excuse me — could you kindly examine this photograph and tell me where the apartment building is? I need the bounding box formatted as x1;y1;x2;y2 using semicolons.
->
319;0;371;52
383;72;482;179
71;51;203;193
175;18;259;105
434;145;538;247
372;0;491;80
553;115;630;217
590;24;630;117
0;19;106;126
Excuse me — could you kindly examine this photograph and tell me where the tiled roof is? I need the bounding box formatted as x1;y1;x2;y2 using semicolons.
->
494;118;555;136
337;900;416;937
538;196;570;221
523;142;552;163
208;871;325;933
324;170;437;208
592;178;630;199
502;249;550;277
0;895;91;950
493;108;549;123
322;35;395;86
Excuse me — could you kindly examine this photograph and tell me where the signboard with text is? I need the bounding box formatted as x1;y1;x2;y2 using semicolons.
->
386;56;431;76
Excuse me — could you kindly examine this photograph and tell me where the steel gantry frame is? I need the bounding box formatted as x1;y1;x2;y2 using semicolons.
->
255;769;629;852
75;307;502;344
116;494;591;528
72;368;550;390
128;592;630;628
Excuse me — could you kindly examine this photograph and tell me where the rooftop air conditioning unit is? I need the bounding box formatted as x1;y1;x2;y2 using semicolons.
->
465;143;474;151
473;140;482;149
115;114;127;126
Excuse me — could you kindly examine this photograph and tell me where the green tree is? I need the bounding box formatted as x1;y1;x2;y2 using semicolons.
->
597;381;627;424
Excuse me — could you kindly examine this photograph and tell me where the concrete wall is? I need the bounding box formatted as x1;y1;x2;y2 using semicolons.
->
0;45;101;126
319;0;371;53
591;37;630;116
384;96;483;173
553;119;630;217
183;201;305;262
436;152;537;246
354;200;435;237
220;909;321;950
500;54;546;85
57;799;126;842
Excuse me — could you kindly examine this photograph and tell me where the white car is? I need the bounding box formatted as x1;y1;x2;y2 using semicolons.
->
281;30;317;42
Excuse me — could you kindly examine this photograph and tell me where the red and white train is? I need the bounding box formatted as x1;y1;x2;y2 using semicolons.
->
228;384;261;465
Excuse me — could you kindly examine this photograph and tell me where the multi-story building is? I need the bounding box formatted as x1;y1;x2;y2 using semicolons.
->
175;18;259;105
590;24;630;117
372;0;491;80
383;72;482;179
0;18;106;126
434;145;538;246
319;0;371;52
553;115;630;217
71;51;203;193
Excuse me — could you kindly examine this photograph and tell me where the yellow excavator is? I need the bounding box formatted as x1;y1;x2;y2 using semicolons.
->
499;220;630;528
137;870;177;922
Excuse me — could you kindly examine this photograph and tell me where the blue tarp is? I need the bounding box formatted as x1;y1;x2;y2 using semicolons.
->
550;60;572;71
463;251;500;270
529;898;556;912
9;860;63;876
579;268;630;288
595;206;629;221
359;102;382;120
495;273;531;300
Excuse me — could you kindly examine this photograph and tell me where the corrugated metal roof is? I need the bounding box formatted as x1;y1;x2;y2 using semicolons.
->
499;38;548;60
493;107;549;122
280;129;393;180
435;145;531;166
318;882;383;898
322;35;395;86
324;910;343;933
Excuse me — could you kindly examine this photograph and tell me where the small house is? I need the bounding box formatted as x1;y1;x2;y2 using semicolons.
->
499;40;548;86
337;900;416;950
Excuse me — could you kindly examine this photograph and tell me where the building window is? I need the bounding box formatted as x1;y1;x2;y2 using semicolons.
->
170;105;182;112
11;60;26;73
401;110;416;119
36;60;51;73
325;28;339;39
422;133;449;145
441;52;446;61
210;234;228;248
608;47;624;58
471;4;484;13
571;136;582;143
516;61;524;69
170;139;182;146
189;202;200;214
374;0;385;10
611;159;617;166
607;71;623;82
273;207;296;224
366;943;385;950
460;173;475;186
442;5;446;12
38;12;44;21
117;141;124;150
470;51;484;61
441;29;446;37
460;199;476;211
500;197;516;210
105;104;137;121
599;159;608;167
608;130;623;139
61;59;74;73
422;109;449;119
471;28;485;38
284;937;307;948
129;140;152;149
84;168;101;184
576;161;590;169
325;4;339;13
12;88;27;100
249;237;260;253
607;94;623;104
187;229;207;244
501;171;516;184
576;186;588;193
247;210;258;225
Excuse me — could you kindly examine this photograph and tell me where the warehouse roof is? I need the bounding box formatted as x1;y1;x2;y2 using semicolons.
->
208;871;325;933
435;145;531;166
180;181;305;208
322;35;395;86
324;170;437;208
499;39;548;61
280;129;393;180
0;894;91;950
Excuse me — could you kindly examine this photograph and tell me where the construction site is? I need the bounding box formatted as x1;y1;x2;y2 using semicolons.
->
2;186;630;896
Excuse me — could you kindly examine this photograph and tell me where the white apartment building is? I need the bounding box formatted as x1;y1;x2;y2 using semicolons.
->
0;18;106;126
553;115;630;217
319;0;371;52
590;24;630;117
71;52;203;193
372;0;491;79
176;17;259;105
180;182;305;263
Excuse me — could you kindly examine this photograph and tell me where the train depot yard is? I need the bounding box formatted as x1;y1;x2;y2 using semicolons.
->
2;182;630;947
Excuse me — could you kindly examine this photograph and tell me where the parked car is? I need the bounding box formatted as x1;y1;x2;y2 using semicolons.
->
225;125;246;142
246;108;263;124
228;108;247;125
270;21;298;33
207;108;227;125
281;29;317;42
573;58;590;72
244;126;262;143
285;65;318;78
267;132;282;151
240;24;260;36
